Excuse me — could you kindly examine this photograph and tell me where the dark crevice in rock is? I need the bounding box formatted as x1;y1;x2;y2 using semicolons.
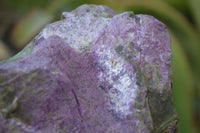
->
71;89;82;119
71;88;89;132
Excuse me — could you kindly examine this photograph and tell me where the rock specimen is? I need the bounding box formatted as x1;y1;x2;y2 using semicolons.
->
0;4;178;133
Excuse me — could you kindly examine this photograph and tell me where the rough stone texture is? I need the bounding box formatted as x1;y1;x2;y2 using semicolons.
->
0;4;178;133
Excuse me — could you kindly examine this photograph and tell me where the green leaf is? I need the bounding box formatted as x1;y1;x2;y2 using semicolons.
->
170;31;197;133
188;0;200;32
156;0;188;12
11;9;53;49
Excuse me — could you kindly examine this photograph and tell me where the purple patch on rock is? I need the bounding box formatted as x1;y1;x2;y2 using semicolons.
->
0;4;178;133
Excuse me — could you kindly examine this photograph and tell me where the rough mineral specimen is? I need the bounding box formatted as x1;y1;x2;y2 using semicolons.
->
0;4;178;133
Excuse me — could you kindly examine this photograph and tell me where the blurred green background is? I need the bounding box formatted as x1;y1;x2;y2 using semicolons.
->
0;0;200;132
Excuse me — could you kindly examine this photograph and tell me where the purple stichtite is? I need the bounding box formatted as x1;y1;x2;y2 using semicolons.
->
0;4;178;133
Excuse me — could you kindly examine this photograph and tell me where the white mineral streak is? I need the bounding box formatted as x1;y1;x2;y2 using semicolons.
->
42;13;110;52
96;44;137;117
43;10;138;118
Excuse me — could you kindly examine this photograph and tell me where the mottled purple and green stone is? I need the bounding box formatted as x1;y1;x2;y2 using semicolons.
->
0;4;178;133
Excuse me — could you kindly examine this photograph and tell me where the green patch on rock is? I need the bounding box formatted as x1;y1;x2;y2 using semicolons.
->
115;45;124;55
147;87;178;132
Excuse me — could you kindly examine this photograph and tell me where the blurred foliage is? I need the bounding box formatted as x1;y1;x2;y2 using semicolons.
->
0;0;200;132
